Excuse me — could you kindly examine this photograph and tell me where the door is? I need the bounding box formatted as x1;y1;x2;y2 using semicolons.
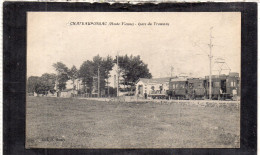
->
221;80;226;93
138;85;143;95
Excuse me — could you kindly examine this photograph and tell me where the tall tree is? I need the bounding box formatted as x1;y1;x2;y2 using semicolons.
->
27;73;56;95
68;65;78;90
79;60;94;94
102;55;114;94
34;81;46;95
40;73;57;93
53;62;69;91
92;55;114;95
116;54;152;91
78;55;114;95
27;76;40;93
102;56;114;80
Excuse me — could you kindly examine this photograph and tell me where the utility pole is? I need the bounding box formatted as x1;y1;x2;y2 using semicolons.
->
117;52;119;97
170;66;174;78
98;66;100;98
208;27;213;100
107;75;110;97
107;79;109;97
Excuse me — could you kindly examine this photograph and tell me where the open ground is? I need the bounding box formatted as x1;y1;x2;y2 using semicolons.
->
26;96;240;148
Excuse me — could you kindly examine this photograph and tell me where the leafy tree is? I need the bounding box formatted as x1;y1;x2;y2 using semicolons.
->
102;56;114;95
27;73;56;95
34;81;45;95
92;55;114;95
40;73;57;93
53;62;68;73
102;56;114;80
53;62;69;91
116;54;152;91
116;55;130;87
68;65;78;90
27;76;40;93
79;60;94;94
79;55;114;95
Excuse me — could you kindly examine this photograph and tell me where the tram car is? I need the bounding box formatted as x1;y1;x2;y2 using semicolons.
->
187;78;206;100
227;72;240;99
168;72;240;100
204;72;240;100
168;78;206;100
168;78;188;99
204;74;228;99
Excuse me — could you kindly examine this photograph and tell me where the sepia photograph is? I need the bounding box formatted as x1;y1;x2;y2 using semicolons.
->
26;12;241;148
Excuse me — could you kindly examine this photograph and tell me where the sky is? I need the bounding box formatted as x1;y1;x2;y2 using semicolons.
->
27;12;241;78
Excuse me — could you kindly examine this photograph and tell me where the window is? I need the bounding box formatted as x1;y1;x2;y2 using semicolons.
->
179;84;184;89
231;81;236;87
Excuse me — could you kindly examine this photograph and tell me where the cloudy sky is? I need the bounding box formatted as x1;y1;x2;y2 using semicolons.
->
27;12;241;78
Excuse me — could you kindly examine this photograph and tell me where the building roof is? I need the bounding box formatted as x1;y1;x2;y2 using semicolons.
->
170;77;187;82
136;77;171;85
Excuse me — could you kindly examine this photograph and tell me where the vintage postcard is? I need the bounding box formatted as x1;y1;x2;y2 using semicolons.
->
26;12;241;148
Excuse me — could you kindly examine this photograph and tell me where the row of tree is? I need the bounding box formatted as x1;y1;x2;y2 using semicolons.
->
78;55;114;94
27;54;152;96
27;73;56;95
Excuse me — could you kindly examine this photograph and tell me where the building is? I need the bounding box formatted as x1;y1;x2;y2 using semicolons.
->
64;79;84;91
108;64;126;89
58;89;78;98
135;77;171;97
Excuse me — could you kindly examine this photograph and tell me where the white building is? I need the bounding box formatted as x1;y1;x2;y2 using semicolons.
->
107;64;126;89
59;89;78;98
65;79;84;90
135;77;171;97
107;64;133;96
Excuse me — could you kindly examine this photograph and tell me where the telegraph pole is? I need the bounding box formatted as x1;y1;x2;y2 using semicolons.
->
107;75;110;97
117;52;119;97
98;66;100;98
208;27;213;100
170;66;174;78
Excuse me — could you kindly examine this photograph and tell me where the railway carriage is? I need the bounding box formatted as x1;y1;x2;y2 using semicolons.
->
136;72;240;100
224;72;240;100
168;78;188;99
167;72;240;100
205;75;228;99
204;72;240;100
187;78;206;100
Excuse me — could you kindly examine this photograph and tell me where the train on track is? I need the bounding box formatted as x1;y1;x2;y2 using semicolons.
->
147;72;240;100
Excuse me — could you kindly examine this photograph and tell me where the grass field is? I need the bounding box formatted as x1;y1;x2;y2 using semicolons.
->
26;96;240;148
